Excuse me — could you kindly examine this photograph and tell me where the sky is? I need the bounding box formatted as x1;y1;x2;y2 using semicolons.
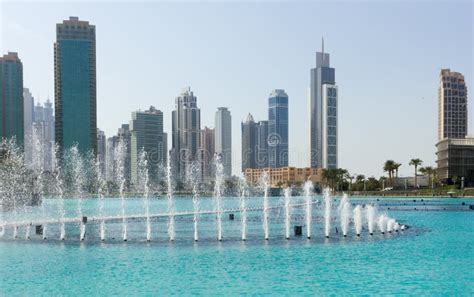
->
1;1;472;177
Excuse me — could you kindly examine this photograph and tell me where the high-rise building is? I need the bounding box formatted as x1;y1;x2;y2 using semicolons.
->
130;106;166;185
0;52;24;147
55;17;97;155
97;128;106;175
241;113;257;172
23;88;35;162
310;39;338;169
436;69;472;186
32;99;55;171
106;124;132;184
106;135;118;182
256;120;269;168
215;107;232;177
199;126;215;181
268;89;289;168
118;124;132;185
436;137;474;186
23;88;34;141
438;69;468;140
171;87;201;179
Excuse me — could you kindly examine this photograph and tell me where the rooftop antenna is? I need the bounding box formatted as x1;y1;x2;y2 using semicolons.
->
322;37;324;54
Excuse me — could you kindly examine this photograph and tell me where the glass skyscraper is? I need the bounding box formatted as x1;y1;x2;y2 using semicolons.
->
256;120;269;168
310;40;338;169
0;52;24;147
171;87;201;179
241;113;257;171
130;106;166;186
54;17;97;155
268;89;289;168
215;107;232;177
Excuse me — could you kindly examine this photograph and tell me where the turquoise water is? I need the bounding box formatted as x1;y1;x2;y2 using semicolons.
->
1;197;473;295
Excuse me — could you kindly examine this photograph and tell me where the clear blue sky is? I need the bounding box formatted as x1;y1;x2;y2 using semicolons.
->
1;1;472;177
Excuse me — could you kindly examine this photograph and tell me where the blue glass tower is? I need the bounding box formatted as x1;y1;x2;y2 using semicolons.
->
0;52;24;147
268;89;289;168
54;17;96;155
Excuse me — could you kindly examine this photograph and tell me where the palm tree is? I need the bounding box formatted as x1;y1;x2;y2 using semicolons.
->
393;162;401;187
409;158;423;188
423;166;435;188
383;160;395;186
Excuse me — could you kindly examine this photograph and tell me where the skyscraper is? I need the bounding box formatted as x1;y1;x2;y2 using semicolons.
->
32;99;55;171
438;69;468;140
268;89;289;168
171;87;201;179
436;69;472;185
256;120;269;168
215;107;232;177
23;88;34;141
310;39;338;169
97;128;106;175
0;52;24;147
55;17;97;155
23;88;34;162
130;106;166;186
241;113;257;172
199;126;215;181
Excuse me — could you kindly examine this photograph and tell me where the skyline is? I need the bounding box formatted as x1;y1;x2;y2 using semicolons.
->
1;2;472;177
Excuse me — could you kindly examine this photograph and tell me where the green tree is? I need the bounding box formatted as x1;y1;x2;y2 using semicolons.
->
409;158;423;188
383;160;396;186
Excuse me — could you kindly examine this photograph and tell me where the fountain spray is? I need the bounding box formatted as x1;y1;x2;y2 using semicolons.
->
378;214;387;234
284;187;292;239
353;205;362;236
114;139;127;241
261;171;270;240
366;205;375;235
70;146;86;241
214;154;224;241
96;155;107;241
239;177;248;241
304;181;314;239
138;150;151;242
53;144;66;240
324;188;331;238
339;193;351;237
187;161;200;242
166;154;175;241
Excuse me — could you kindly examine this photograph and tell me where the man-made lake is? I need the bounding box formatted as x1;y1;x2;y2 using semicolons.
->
0;196;472;295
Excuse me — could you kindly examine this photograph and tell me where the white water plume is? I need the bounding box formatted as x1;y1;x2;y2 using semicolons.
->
304;181;313;239
353;205;362;236
284;187;292;239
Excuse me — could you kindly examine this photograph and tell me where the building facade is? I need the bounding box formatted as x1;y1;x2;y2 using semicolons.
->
0;52;24;147
23;88;34;162
171;87;201;180
245;167;323;187
215;107;232;177
321;84;338;168
438;69;468;140
256;120;269;168
97;128;106;175
268;89;289;168
199;126;215;181
310;40;338;169
130;106;165;186
436;137;474;186
55;17;97;155
241;113;257;172
32;99;55;171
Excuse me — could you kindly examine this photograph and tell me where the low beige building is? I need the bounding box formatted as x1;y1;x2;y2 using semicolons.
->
245;167;323;187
